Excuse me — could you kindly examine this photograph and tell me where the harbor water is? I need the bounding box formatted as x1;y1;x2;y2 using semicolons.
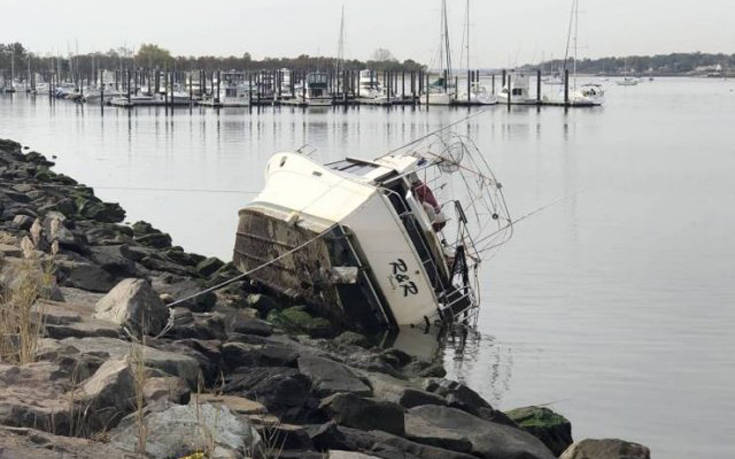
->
1;77;734;458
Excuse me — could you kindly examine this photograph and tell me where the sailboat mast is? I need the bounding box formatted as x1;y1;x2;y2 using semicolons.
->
337;5;344;72
466;0;470;72
573;0;578;91
443;0;452;78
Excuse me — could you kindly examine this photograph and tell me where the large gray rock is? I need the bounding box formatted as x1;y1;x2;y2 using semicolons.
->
80;357;136;430
298;355;372;397
222;341;299;370
59;337;201;387
319;392;405;436
0;362;71;433
223;367;313;422
56;259;117;292
506;405;573;456
424;378;515;426
94;278;169;336
324;426;477;459
560;438;651;459
0;426;129;458
109;400;260;458
42;211;80;251
405;404;556;459
0;256;64;301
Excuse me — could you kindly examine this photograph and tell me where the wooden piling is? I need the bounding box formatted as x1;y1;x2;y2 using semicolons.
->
506;71;511;109
126;69;131;105
425;73;430;107
536;69;541;105
564;69;569;106
467;69;471;104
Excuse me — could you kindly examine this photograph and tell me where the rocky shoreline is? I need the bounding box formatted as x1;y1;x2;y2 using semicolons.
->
0;137;650;458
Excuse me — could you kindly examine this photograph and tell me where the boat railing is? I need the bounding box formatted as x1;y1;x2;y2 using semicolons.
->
380;187;447;295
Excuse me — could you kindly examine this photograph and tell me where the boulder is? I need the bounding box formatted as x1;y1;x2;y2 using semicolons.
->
506;405;573;456
367;372;446;409
404;404;556;459
226;315;273;337
152;277;216;312
55;259;117;293
135;231;173;249
42;211;80;251
88;244;139;278
0;256;64;301
75;198;125;223
424;378;515;426
11;214;34;230
0;426;130;458
0;362;72;433
298;355;372;397
560;439;651;459
325;426;477;459
319;392;405;436
269;306;335;338
195;394;267;415
222;341;299;370
167;307;227;341
80;357;136;430
59;337;201;387
223;367;313;421
328;451;381;459
334;331;371;348
109;400;260;458
143;376;191;405
196;256;225;277
94;278;169;336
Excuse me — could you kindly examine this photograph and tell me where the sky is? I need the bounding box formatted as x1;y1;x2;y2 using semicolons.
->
2;0;734;67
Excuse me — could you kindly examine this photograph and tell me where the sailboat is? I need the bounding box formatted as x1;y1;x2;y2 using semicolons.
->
616;58;639;86
559;0;605;106
427;0;455;105
456;0;497;105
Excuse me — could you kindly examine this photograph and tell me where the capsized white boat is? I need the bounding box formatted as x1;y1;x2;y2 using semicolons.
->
233;136;512;331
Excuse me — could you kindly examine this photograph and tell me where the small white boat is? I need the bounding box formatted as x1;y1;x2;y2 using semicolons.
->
83;84;123;104
233;138;511;331
616;77;639;86
109;94;161;107
296;72;332;106
496;72;537;105
457;82;497;105
566;83;605;106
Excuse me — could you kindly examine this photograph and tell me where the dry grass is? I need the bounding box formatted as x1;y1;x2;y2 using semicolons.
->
0;255;54;365
129;337;148;455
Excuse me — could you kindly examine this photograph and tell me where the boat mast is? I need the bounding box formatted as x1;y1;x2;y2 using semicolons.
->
336;4;345;91
440;0;453;93
573;0;578;92
562;0;575;79
465;0;470;73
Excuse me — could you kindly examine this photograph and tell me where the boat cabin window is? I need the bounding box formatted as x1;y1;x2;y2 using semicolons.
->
511;88;524;96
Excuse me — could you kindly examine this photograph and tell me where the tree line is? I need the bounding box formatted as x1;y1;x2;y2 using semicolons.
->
531;52;735;75
0;42;426;80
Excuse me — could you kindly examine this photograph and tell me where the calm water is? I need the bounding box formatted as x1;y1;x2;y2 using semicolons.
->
2;78;734;458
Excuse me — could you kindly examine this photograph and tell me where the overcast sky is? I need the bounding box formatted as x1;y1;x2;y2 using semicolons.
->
3;0;734;67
